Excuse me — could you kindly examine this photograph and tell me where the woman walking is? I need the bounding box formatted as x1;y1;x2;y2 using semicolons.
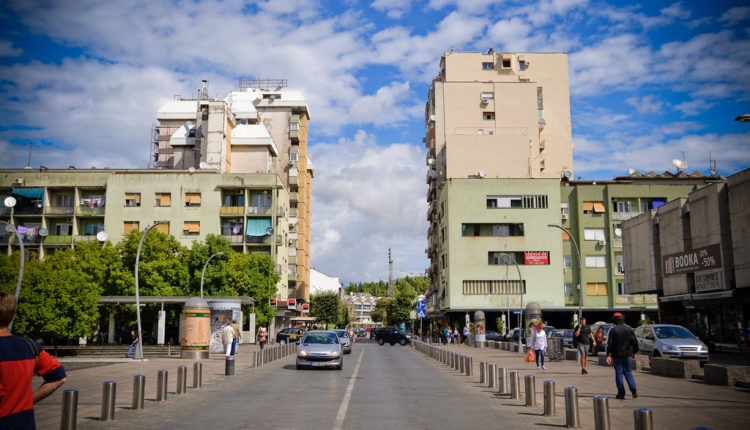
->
529;322;548;370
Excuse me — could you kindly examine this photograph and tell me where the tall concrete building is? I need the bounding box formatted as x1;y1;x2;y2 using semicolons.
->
151;79;313;303
425;51;574;325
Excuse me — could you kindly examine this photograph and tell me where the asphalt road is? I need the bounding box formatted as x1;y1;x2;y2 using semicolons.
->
79;340;531;430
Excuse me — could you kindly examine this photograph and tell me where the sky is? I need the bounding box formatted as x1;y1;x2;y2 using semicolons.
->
1;0;749;284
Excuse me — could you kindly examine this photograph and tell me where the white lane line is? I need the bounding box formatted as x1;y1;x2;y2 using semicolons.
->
333;349;364;430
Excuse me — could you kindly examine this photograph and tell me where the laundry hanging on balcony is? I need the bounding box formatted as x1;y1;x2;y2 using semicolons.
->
246;218;272;236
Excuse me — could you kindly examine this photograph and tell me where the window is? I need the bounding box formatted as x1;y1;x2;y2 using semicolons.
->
617;282;624;295
55;194;74;207
185;193;201;207
564;283;572;295
481;92;494;102
123;221;140;235
252;193;271;208
502;58;511;68
54;223;72;235
290;122;299;131
519;61;526;71
125;193;141;207
482;62;494;70
289;152;299;161
223;191;244;207
483;112;495;120
583;201;606;214
613;200;632;213
462;223;524;237
537;86;543;120
616;254;624;274
583;228;606;241
585;255;606;268
561;203;569;216
155;193;171;207
563;255;572;269
155;223;169;235
586;282;608;296
463;279;526;295
183;221;200;235
487;195;548;209
85;223;104;235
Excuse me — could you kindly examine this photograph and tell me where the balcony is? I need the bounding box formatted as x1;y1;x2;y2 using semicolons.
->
290;130;300;140
222;235;244;244
288;256;297;265
289;176;298;186
289;192;298;201
45;206;75;216
613;238;622;248
74;235;98;243
247;206;271;215
77;205;105;216
289;207;298;217
220;206;244;215
246;235;272;245
0;207;11;216
610;211;642;221
44;235;73;245
288;268;298;280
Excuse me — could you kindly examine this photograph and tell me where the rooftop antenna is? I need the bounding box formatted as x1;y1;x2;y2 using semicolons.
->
25;142;32;169
388;248;394;297
709;151;718;176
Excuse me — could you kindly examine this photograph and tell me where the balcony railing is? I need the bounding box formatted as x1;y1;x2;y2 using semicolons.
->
77;205;105;216
247;206;271;215
44;235;73;244
74;235;98;243
289;176;298;185
288;256;297;265
614;294;658;305
246;235;272;245
289;208;298;217
220;206;244;215
222;235;244;244
289;192;299;201
0;207;10;216
610;212;642;221
613;238;622;248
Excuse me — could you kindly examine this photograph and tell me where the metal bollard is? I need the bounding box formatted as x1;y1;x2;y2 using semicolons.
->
479;361;486;384
488;364;496;389
459;355;465;374
156;370;168;402
565;387;580;428
101;381;116;421
467;356;472;376
510;371;520;400
177;365;187;394
498;367;509;395
254;350;260;368
634;408;653;430
60;388;78;430
193;362;202;389
225;356;235;376
593;396;611;430
544;380;555;416
132;374;145;410
525;374;536;407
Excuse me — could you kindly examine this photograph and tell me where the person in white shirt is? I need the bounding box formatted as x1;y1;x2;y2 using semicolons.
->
528;322;549;370
222;323;235;357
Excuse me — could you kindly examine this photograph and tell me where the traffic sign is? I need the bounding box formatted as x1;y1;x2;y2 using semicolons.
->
417;309;426;318
410;310;416;320
417;300;426;310
512;311;524;315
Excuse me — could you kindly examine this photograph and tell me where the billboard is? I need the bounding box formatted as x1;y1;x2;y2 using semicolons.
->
524;251;549;265
663;244;722;276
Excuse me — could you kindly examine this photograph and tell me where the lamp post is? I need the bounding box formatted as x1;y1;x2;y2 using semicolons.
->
200;252;225;299
496;253;524;351
134;221;168;360
548;223;583;321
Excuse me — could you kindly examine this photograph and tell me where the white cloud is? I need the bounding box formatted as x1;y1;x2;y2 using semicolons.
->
0;40;22;57
569;34;652;96
674;99;715;117
719;6;750;26
625;95;663;114
371;0;415;19
310;130;428;282
347;81;423;126
660;2;691;20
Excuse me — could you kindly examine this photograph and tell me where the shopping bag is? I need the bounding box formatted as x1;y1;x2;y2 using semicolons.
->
525;348;534;363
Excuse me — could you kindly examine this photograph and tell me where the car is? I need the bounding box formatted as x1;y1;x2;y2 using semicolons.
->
374;327;410;345
485;331;503;341
550;329;575;349
276;327;306;344
635;324;709;361
506;328;526;344
591;323;614;355
542;325;556;337
333;329;353;354
357;329;367;337
296;331;343;370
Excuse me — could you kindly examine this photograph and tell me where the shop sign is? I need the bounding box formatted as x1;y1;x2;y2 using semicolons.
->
524;251;549;265
288;298;296;309
663;244;722;275
695;270;723;292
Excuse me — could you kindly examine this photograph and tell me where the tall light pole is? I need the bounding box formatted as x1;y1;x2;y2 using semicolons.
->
134;221;168;360
495;253;524;351
549;223;583;321
200;251;225;299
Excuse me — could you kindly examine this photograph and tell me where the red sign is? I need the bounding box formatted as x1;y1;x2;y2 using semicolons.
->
524;251;549;265
288;298;296;309
302;303;309;311
270;298;277;307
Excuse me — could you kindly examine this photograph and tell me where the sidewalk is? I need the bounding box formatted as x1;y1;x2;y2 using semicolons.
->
413;341;750;430
33;344;266;429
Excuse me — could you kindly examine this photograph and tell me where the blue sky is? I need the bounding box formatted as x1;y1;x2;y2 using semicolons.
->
1;0;749;283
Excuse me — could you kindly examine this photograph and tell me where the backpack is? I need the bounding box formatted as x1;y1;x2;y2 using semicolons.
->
24;337;40;362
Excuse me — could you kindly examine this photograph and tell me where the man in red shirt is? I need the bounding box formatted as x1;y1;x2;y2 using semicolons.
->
0;292;67;429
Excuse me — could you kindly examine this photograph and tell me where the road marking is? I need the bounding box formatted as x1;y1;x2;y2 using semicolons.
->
333;349;364;430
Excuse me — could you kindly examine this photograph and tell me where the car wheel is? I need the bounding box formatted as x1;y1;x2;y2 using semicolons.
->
390;341;395;346
296;364;302;370
653;350;661;358
336;363;343;370
377;338;384;345
279;339;287;345
400;338;407;346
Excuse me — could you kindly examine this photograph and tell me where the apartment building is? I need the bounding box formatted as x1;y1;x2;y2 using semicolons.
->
151;79;313;303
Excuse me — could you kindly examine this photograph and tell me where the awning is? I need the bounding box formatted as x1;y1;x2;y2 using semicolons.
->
246;218;272;236
12;188;44;198
593;202;606;213
582;202;594;211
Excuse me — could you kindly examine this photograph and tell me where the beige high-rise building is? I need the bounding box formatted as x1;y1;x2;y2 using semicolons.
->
152;79;313;302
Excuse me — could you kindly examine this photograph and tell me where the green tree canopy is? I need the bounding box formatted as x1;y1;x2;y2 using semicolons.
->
387;283;417;326
310;292;342;326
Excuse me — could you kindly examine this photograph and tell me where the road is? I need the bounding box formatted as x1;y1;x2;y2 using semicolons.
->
79;340;530;430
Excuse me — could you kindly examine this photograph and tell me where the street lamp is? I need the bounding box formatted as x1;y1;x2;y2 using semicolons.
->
496;253;524;351
548;223;583;321
134;221;169;360
200;251;225;299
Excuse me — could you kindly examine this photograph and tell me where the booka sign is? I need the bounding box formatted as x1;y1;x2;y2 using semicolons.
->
663;244;722;275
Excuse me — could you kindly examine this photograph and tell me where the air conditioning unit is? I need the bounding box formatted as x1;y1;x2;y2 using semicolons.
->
598;239;607;246
13;178;24;185
481;96;490;104
561;213;569;220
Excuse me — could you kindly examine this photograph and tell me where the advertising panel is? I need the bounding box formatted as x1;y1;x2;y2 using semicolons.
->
524;251;549;265
663;244;722;276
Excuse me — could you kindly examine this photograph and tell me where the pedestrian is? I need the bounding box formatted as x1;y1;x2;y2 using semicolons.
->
605;312;639;399
222;321;235;358
230;319;241;355
453;327;459;345
258;323;268;350
462;325;469;343
528;322;548;370
574;316;596;374
442;326;448;344
0;292;67;429
126;329;139;358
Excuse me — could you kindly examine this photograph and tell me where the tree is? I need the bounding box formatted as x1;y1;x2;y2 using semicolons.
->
310;292;341;326
371;297;391;324
114;230;190;297
387;283;417;326
224;252;278;326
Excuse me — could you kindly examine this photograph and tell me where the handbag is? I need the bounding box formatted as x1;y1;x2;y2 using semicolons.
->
525;348;534;363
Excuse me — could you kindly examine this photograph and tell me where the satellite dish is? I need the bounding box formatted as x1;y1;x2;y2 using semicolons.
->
266;227;274;235
3;196;16;208
672;159;688;170
39;228;48;237
427;158;435;165
478;170;486;178
614;228;622;237
188;167;195;173
563;171;572;179
199;162;208;169
96;231;109;242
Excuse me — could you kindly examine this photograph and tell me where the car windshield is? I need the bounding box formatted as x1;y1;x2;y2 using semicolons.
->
303;333;338;344
654;326;696;339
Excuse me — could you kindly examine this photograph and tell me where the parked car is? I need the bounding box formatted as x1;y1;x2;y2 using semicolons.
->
485;331;503;341
550;329;575;349
333;329;353;354
542;325;556;337
296;331;343;370
357;329;367;337
590;323;614;355
374;327;410;345
276;327;306;344
635;324;709;361
506;328;526;343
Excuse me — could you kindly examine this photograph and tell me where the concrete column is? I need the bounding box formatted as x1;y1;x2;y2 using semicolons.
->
108;312;116;344
157;310;166;345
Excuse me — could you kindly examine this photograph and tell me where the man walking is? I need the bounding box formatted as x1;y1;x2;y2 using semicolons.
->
126;329;139;358
605;312;639;399
574;316;596;374
222;321;236;357
0;292;67;429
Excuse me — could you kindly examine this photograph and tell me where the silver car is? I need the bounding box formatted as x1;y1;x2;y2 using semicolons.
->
296;331;343;370
634;324;709;361
333;330;352;354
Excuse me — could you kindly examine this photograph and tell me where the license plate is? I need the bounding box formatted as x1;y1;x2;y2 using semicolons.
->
313;362;326;367
681;351;698;356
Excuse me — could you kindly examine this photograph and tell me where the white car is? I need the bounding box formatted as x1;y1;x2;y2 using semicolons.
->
296;331;343;370
634;324;709;361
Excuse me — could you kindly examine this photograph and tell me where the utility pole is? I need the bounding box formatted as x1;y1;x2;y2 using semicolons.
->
388;248;394;297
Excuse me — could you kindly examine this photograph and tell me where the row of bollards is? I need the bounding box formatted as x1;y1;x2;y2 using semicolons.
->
412;341;671;430
254;342;298;368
